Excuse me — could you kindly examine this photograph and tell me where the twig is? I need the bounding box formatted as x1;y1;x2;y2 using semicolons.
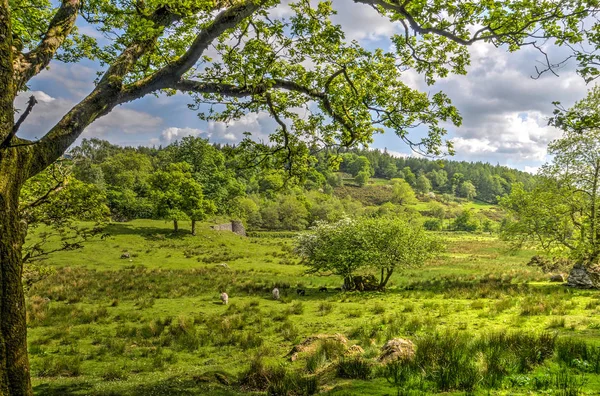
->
1;95;37;148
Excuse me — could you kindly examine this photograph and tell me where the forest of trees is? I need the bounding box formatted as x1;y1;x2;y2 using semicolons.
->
337;149;535;203
44;137;536;233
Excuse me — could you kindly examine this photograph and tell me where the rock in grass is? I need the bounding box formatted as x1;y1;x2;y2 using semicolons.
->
345;345;365;356
120;252;130;259
567;263;595;288
378;338;415;363
286;334;348;359
549;274;565;282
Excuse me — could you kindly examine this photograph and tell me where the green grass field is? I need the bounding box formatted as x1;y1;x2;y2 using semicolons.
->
25;220;600;395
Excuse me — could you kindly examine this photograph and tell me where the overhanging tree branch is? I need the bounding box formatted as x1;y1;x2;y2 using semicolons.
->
25;6;180;178
170;76;359;145
13;0;81;91
117;1;264;104
354;0;594;47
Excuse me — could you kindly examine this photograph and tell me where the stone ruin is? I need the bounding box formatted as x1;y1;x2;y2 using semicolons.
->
567;263;600;289
210;220;246;236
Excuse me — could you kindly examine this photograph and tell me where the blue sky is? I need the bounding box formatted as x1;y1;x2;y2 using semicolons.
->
15;2;592;173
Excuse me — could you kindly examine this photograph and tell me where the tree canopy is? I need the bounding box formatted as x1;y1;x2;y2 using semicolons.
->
295;216;441;290
501;86;600;263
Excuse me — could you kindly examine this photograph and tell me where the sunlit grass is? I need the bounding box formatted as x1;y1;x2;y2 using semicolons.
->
26;219;600;395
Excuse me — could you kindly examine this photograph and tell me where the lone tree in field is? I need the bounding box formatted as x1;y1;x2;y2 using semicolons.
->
295;216;441;290
501;86;600;266
149;162;213;234
2;0;600;393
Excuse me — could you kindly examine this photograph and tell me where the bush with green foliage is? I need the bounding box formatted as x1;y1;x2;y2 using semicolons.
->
149;163;214;233
296;216;442;289
424;218;443;231
451;210;479;232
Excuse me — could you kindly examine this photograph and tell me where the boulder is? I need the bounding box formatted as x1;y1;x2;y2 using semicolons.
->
286;334;348;359
549;274;565;283
345;345;365;356
378;338;416;363
567;263;595;289
120;252;130;259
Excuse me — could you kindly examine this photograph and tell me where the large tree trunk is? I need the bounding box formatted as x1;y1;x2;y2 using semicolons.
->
0;2;32;389
173;219;179;233
0;154;32;395
191;220;196;236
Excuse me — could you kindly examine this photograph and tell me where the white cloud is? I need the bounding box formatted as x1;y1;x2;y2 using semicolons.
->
450;111;562;162
34;63;97;98
33;91;55;103
331;2;400;42
451;137;497;155
207;111;275;143
14;91;163;141
223;132;237;141
524;166;540;175
384;150;412;159
160;127;207;143
88;107;163;136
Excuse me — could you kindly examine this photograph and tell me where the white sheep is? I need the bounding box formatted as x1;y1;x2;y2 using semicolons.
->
220;292;229;305
272;288;280;300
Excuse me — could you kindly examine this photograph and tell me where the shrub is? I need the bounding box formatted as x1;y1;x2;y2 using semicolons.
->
36;356;82;377
306;351;327;374
371;303;386;315
279;322;300;343
556;338;600;373
101;365;129;381
451;210;479;232
317;302;334;316
306;339;346;373
288;301;304;315
237;332;264;350
267;372;319;396
380;357;419;391
336;357;372;380
414;332;479;391
152;348;178;369
551;370;587;396
239;356;286;391
547;317;566;329
424;218;443;231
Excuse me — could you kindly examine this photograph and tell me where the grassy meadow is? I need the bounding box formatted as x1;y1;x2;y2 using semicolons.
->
25;219;600;395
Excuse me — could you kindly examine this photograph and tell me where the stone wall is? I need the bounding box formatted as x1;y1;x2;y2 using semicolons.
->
210;220;246;236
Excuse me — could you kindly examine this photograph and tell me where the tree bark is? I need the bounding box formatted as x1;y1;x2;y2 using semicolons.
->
191;220;196;236
173;219;179;233
379;268;394;289
1;2;31;391
0;153;32;396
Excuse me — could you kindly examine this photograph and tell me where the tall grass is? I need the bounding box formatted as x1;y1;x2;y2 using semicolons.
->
375;330;558;393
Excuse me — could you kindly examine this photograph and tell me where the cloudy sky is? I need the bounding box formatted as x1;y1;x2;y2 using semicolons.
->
15;2;592;173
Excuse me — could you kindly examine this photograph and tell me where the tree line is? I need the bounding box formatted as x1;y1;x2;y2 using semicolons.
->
334;149;536;203
49;137;534;233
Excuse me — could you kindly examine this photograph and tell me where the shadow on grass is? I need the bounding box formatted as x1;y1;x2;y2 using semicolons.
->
105;223;189;241
34;382;94;396
34;377;240;396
